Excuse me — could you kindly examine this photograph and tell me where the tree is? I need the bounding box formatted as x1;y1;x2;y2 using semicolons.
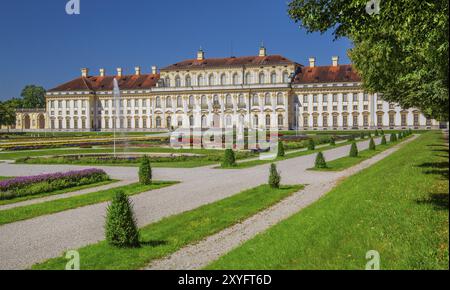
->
222;149;236;167
268;163;281;189
105;191;140;248
307;139;315;150
369;137;376;150
315;152;327;169
277;141;285;157
21;85;46;109
139;156;152;185
0;98;22;130
288;0;449;121
349;142;358;157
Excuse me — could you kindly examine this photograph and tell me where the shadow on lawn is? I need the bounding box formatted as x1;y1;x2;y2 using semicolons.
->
416;193;449;210
140;240;168;247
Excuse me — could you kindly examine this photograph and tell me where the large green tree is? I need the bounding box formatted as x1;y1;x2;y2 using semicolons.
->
20;85;46;109
288;0;449;120
0;98;23;129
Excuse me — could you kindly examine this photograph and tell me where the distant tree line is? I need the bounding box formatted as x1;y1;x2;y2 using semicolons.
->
0;85;46;128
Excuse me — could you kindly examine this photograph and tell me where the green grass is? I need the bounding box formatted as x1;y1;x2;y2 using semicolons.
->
311;137;411;171
0;179;117;206
32;184;303;270
0;176;8;181
0;181;176;225
207;132;449;270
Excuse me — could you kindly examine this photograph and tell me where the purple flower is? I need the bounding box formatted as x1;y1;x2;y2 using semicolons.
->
0;169;107;191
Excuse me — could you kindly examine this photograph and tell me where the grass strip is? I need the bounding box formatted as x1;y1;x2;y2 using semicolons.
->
0;181;176;225
206;132;448;270
32;184;303;270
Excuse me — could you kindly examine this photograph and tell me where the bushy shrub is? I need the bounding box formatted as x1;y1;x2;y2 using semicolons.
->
349;142;358;157
307;139;315;150
398;132;403;140
348;135;356;142
390;133;397;142
315;152;327;169
381;130;385;136
369;137;376;150
330;137;336;146
381;135;387;145
268;163;281;189
360;132;365;139
374;130;379;137
277;141;285;157
221;149;236;167
138;156;152;185
105;191;140;248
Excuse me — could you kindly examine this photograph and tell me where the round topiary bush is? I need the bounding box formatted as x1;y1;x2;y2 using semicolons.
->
222;149;236;167
105;191;140;248
138;156;152;185
307;139;315;151
369;137;376;150
349;142;359;157
315;152;327;169
268;163;281;189
277;141;285;157
381;135;387;145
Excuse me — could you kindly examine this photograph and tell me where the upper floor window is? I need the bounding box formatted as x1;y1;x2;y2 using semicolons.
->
220;74;228;85
264;93;271;105
238;94;245;105
283;72;290;83
332;94;338;102
259;72;265;84
226;94;232;106
156;97;161;108
175;76;181;87
233;73;240;85
197;75;204;86
363;93;369;101
270;72;277;84
185;75;191;87
177;96;183;107
166;97;172;108
322;94;328;103
277;93;284;105
252;94;259;106
209;74;215;86
303;95;308;103
313;95;318;103
189;95;194;107
245;73;252;84
213;95;220;106
165;78;171;87
353;94;359;102
201;95;207;107
343;94;348;102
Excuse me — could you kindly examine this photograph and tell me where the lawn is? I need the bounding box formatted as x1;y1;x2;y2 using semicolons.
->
207;132;448;270
0;176;8;181
311;136;411;171
32;184;303;270
0;181;176;225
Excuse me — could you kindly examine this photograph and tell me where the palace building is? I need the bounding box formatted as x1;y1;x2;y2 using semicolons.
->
22;46;438;131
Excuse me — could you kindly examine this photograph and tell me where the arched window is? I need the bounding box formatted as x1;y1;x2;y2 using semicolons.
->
253;115;259;127
278;114;284;126
165;78;171;87
189;95;194;107
238;94;245;105
156;97;161;108
201;95;207;107
213;95;220;106
226;115;232;127
201;115;207;127
245;73;252;84
226;94;232;106
189;115;194;127
177;96;183;108
156;117;162;128
175;76;181;87
197;75;204;86
166;97;172;108
252;94;259;106
166;116;171;128
265;115;271;127
220;74;227;85
209;74;215;86
265;93;271;105
233;73;240;85
177;116;183;127
277;93;284;105
283;72;290;83
270;72;277;84
185;75;191;87
259;72;265;84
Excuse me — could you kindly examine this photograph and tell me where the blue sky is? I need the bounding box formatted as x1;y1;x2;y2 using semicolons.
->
0;0;352;100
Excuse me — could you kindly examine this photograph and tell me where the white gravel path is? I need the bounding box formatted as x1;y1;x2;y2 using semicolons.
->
146;136;417;270
0;135;406;270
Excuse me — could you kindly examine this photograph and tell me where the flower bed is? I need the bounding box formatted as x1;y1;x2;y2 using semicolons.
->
0;169;109;200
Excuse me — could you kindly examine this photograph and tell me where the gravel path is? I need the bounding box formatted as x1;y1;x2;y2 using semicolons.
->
146;136;417;269
0;135;402;270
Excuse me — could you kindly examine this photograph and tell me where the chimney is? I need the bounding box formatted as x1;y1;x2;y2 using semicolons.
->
81;68;89;77
151;65;158;75
309;57;316;68
116;67;123;77
99;68;105;77
197;48;205;61
259;44;267;57
332;56;339;67
135;66;141;76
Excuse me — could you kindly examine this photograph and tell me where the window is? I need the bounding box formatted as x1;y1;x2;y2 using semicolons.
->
313;116;318;127
343;94;348;102
50;101;55;108
303;116;309;127
166;97;172;108
74;118;78;129
258;72;265;84
353;105;358;110
322;94;328;103
283;72;290;83
303;106;308;112
66;118;71;129
253;115;259;127
377;104;383;110
363;93;369;101
270;72;277;84
278;114;283;126
343;116;348;127
252;94;259;106
201;115;207;127
165;78;171;87
239;94;245;106
177;116;183;127
333;115;338;127
226;95;232;107
363;115;369;127
414;114;419;126
166;116;171;128
323;106;328;111
245;73;252;84
313;106;318;112
233;73;240;85
265;115;271;127
226;115;232;127
264;93;271;105
377;114;383;126
332;94;338;102
185;76;191;87
333;105;338;111
156;97;161;108
156;116;161;128
401;114;407;126
209;74;215;86
353;94;359;102
220;74;227;85
127;118;132;128
313;95;318;103
389;114;395;126
142;118;147;128
198;75;204;86
201;95;207;107
303;95;308;103
363;105;369;110
343;105;348;111
389;103;395;110
135;118;139;129
189;115;194;127
353;116;358;127
51;119;55;129
189;96;194;107
277;93;284;105
142;99;147;107
177;96;183;108
213;95;220;106
175;76;181;87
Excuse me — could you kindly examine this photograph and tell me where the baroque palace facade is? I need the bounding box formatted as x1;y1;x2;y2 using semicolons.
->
17;46;438;131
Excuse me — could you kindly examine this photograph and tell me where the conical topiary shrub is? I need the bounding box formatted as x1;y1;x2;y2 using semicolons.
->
369;137;376;150
374;130;379;137
398;132;403;140
390;133;397;142
221;149;236;167
330;137;336;146
381;135;387;145
348;135;355;142
360;132;365;139
277;141;285;157
315;152;327;169
105;191;140;248
307;139;315;150
268;163;281;189
381;130;385;136
349;142;359;157
139;156;152;185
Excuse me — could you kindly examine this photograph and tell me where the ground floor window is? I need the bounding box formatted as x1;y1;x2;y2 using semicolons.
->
333;115;338;127
343;116;348;127
363;115;369;127
142;118;147;128
352;116;358;128
414;114;419;126
278;114;283;126
265;115;271;127
401;114;407;127
377;115;383;127
322;116;328;127
303;116;308;127
313;116;318;127
389;114;395;127
156;117;162;128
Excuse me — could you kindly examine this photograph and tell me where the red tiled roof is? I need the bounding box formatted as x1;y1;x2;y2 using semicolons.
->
293;65;361;84
48;74;160;92
162;55;296;71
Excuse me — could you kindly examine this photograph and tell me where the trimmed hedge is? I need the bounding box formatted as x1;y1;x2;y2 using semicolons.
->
139;156;152;185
